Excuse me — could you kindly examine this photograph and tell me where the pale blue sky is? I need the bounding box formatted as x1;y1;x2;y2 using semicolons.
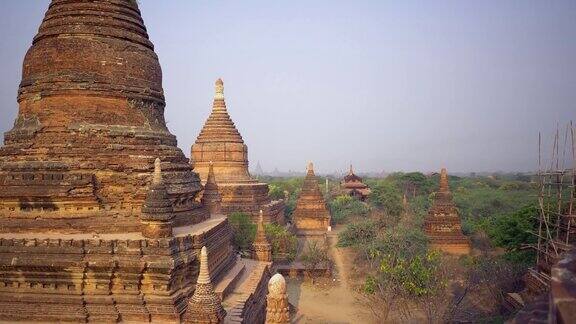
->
0;1;574;174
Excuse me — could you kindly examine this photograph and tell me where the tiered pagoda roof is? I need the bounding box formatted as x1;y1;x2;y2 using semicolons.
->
341;164;371;200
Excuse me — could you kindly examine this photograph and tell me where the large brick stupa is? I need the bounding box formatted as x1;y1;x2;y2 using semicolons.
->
191;79;285;224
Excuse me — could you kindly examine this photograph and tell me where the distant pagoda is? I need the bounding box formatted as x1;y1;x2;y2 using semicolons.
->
191;79;285;224
254;161;265;177
292;162;331;232
340;164;371;201
423;168;471;254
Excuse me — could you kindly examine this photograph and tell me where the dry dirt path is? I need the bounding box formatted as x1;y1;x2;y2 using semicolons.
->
287;230;373;324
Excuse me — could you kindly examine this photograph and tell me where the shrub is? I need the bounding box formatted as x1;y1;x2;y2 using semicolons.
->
369;182;404;221
228;212;256;253
329;195;370;224
337;220;378;248
264;224;298;262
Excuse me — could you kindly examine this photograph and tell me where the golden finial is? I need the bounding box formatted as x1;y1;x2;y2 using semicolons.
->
215;78;224;100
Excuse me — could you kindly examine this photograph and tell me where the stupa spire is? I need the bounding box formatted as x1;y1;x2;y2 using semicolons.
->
252;210;272;262
206;161;216;185
201;161;222;217
349;164;354;175
214;78;225;101
184;246;226;323
307;162;315;176
140;158;174;238
439;168;449;192
153;158;162;185
256;210;267;242
197;246;211;284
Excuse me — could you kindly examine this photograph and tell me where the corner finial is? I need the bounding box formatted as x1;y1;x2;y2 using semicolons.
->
197;246;211;284
153;158;162;185
215;78;224;100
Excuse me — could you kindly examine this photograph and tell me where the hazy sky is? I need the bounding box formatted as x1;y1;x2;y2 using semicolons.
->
1;1;574;174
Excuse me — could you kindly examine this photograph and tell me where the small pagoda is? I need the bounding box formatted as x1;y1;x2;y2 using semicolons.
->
340;164;371;201
423;168;471;254
191;79;284;224
252;210;273;262
292;162;331;232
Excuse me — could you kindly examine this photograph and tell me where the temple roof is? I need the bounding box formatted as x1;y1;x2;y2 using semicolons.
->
195;79;244;144
343;164;363;182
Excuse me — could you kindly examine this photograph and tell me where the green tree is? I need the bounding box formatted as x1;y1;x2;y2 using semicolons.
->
337;220;378;248
329;195;370;224
228;212;256;254
485;205;538;264
369;182;404;223
264;223;298;262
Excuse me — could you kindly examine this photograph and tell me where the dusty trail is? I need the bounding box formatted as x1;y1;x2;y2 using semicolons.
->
287;230;372;324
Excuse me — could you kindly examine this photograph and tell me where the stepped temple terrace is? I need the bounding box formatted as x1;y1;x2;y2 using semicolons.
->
191;79;285;224
340;164;371;201
423;168;471;255
0;1;270;322
292;163;332;233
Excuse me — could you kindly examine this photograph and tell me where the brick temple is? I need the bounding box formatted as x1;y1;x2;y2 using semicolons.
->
191;79;285;224
340;164;371;201
292;163;331;233
423;168;471;254
0;1;269;322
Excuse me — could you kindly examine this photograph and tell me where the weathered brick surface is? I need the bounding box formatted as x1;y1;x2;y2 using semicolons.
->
224;262;271;324
292;163;331;232
0;0;207;234
423;168;470;254
0;1;274;322
191;79;285;225
0;218;236;322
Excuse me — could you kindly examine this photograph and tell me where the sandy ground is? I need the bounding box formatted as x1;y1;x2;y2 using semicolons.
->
287;231;373;324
